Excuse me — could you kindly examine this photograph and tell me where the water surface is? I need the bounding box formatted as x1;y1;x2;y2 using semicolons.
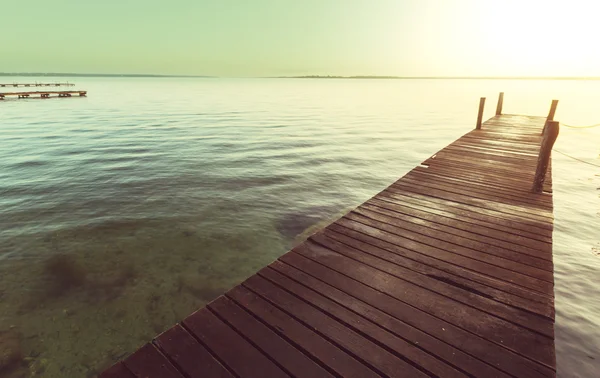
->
1;78;599;377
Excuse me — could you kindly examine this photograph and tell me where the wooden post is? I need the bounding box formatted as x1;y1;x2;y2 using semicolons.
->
532;120;559;193
547;100;559;121
495;92;504;115
476;97;486;130
541;99;559;134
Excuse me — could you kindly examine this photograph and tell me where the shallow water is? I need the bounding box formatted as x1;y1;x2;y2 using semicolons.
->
0;78;599;377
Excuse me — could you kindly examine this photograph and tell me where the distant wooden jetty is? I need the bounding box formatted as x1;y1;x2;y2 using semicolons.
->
101;93;559;378
0;82;74;87
0;90;87;100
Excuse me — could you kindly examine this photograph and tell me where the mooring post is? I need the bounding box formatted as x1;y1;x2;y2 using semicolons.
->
541;99;559;135
495;92;504;115
547;100;559;121
532;120;559;193
476;97;486;130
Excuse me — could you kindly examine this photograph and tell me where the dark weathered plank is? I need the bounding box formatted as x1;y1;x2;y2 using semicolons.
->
326;223;554;306
123;343;185;378
338;216;553;293
183;307;290;378
388;183;553;227
258;265;467;377
268;260;513;378
311;231;555;324
98;362;135;378
208;296;334;378
154;325;234;378
405;170;553;205
368;197;553;253
280;252;554;378
294;241;555;366
380;189;553;238
321;227;555;318
243;274;430;377
355;205;554;271
227;285;381;378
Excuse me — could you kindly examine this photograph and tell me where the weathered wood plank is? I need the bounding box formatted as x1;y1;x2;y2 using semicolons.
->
227;285;381;378
243;274;430;377
268;260;513;378
321;227;555;318
154;325;234;378
183;308;290;378
98;362;135;378
208;296;334;378
123;343;185;378
258;266;466;377
280;252;554;378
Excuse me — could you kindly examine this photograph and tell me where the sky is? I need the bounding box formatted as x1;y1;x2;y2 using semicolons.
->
1;0;599;77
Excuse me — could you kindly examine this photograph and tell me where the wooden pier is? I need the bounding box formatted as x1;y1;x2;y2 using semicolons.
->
0;82;74;87
101;94;559;378
0;90;87;100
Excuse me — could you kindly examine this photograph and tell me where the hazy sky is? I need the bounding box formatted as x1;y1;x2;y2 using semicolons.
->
2;0;599;77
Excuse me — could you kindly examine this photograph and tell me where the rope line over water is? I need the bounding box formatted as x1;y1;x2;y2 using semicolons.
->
554;149;600;168
561;122;600;129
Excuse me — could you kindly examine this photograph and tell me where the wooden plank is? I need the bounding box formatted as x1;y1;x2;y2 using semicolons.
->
358;203;553;269
368;197;553;253
399;175;553;213
227;285;381;378
412;166;548;197
99;362;135;378
343;213;554;290
380;189;553;238
321;227;555;318
387;184;553;227
123;343;185;378
154;324;234;378
182;307;290;378
326;223;554;306
405;169;553;205
335;216;551;293
257;266;467;377
307;232;554;336
294;241;555;365
279;252;554;378
243;274;430;377
208;296;335;378
268;260;513;378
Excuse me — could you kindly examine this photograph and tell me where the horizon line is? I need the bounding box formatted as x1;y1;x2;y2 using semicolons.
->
1;72;600;80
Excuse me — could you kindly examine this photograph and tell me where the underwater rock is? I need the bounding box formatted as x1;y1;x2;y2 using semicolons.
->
0;329;22;373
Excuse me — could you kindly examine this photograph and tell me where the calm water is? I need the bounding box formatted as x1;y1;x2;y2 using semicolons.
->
1;78;599;377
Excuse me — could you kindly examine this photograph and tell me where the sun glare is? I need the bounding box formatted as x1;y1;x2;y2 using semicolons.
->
476;0;600;76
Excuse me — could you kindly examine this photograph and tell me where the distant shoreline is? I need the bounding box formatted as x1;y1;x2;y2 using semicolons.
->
277;75;600;80
1;73;599;80
0;73;214;78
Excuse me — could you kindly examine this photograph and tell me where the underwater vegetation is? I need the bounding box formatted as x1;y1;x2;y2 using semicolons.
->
43;254;87;295
0;329;23;375
41;253;136;300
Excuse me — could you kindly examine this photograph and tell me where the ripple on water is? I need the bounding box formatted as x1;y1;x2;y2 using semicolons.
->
0;78;598;377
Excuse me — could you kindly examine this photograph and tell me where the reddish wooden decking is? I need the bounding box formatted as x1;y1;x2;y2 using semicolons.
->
0;90;87;99
102;114;555;378
0;82;74;87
